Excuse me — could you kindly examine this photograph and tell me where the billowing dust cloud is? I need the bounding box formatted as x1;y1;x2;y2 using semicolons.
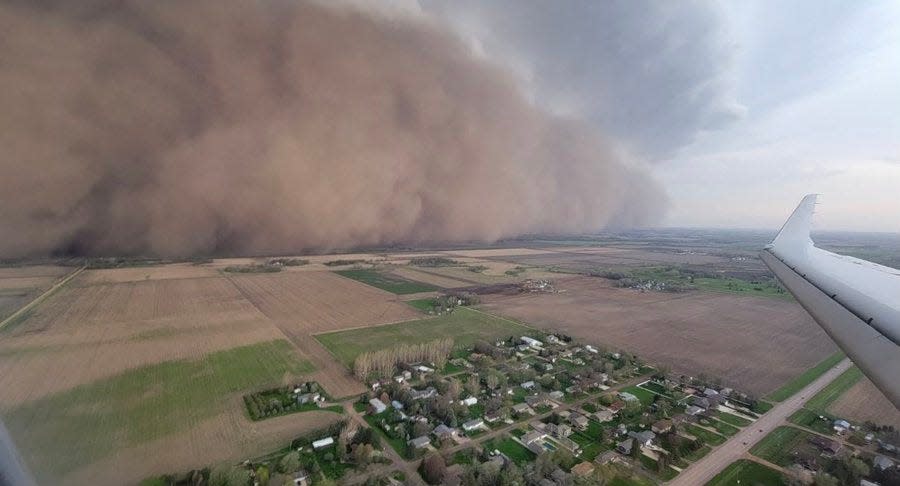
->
0;0;664;258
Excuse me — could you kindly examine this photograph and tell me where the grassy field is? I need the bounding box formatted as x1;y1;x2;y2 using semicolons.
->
750;426;808;466
706;419;740;437
789;408;837;435
621;386;656;406
484;437;535;465
315;307;531;366
706;459;786;486
714;411;751;427
3;340;313;476
691;277;790;300
686;425;726;446
804;366;863;412
334;269;438;294
407;298;437;313
765;352;845;401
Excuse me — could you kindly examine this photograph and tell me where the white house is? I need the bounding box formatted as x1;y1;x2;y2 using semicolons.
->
312;437;334;449
521;381;536;390
369;398;387;414
521;336;543;348
392;400;404;410
584;345;598;354
460;396;478;406
463;419;484;432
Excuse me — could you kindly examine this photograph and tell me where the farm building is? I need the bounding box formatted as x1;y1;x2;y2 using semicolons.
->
460;396;478;406
521;336;543;348
312;437;334;449
369;398;387;414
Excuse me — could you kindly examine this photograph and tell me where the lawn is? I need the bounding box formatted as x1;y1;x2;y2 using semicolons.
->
750;426;809;466
4;340;314;476
485;437;536;465
706;459;786;486
685;445;712;462
765;352;845;401
686;425;726;446
789;408;836;435
363;413;410;459
621;386;656;406
804;366;862;412
335;269;438;294
714;411;751;427
316;307;531;366
705;419;740;437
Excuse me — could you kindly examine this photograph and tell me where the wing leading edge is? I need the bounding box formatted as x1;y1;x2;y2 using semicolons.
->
761;195;900;408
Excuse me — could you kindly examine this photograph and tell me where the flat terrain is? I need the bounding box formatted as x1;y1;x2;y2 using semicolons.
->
0;265;71;321
4;340;323;484
828;376;900;428
335;268;439;294
480;275;837;396
316;307;531;366
705;459;786;486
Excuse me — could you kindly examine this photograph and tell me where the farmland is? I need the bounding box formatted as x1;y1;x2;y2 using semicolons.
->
0;265;71;321
480;275;837;396
804;365;863;412
749;426;808;466
335;268;438;294
316;306;531;366
4;340;320;483
829;377;900;428
706;459;786;486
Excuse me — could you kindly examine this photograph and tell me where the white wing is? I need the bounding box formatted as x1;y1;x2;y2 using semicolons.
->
761;194;900;407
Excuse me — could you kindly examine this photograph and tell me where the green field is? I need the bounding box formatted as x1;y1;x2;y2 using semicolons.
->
714;411;751;427
686;425;726;446
315;307;531;366
804;366;862;411
335;269;438;294
407;298;437;313
706;459;786;486
621;386;656;406
765;352;845;402
706;419;740;437
691;277;791;300
750;426;808;466
484;437;535;465
4;340;314;476
789;408;837;435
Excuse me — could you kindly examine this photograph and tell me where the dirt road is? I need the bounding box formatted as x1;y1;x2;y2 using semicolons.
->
668;358;853;486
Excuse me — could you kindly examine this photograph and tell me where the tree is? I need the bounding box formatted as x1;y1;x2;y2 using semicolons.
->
353;443;374;466
447;378;462;401
420;453;447;485
465;375;481;397
277;451;300;473
814;472;839;486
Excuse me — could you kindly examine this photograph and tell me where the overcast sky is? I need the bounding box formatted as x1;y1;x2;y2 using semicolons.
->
408;0;900;232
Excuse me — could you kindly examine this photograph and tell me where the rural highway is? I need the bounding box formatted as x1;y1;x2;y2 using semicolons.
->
668;358;853;486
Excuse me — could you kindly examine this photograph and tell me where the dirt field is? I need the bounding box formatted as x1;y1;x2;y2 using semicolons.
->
479;276;837;396
79;264;221;283
0;265;71;320
390;266;472;288
828;377;900;429
228;271;422;397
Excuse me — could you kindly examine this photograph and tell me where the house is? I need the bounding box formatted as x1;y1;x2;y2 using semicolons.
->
402;370;413;380
569;413;589;430
833;419;851;433
691;396;711;409
609;400;626;413
409;436;431;449
522;430;547;445
548;390;565;401
462;419;484;432
550;469;570;484
521;380;536;390
860;480;880;486
584;345;598;354
297;393;320;405
874;455;894;471
720;387;733;396
616;438;634;455
865;433;875;443
619;392;639;403
521;336;543;348
391;400;404;410
703;388;719;397
628;430;655;447
571;461;595;478
595;451;621;465
547;423;573;438
565;385;582;395
594;409;615;422
369;398;387;414
413;365;434;373
652;419;673;434
410;387;437;400
292;470;310;486
485;411;504;423
513;403;534;415
460;396;478;406
808;435;842;456
312;437;334;449
433;423;457;439
526;395;552;408
393;375;405;384
546;335;562;344
685;405;704;416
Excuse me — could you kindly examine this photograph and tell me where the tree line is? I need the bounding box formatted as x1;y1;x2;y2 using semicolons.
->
353;338;453;379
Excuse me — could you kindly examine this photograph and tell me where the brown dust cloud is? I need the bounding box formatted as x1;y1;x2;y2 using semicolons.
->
0;0;665;258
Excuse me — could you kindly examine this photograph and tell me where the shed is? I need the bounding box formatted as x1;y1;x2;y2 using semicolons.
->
369;398;387;414
312;437;334;449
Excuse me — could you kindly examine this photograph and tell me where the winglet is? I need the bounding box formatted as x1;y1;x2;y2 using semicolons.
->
769;194;818;257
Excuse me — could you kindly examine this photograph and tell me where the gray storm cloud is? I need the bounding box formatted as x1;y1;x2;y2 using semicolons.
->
421;0;745;158
0;0;664;258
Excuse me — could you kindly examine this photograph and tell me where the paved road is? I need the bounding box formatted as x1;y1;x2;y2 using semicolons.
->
668;358;853;486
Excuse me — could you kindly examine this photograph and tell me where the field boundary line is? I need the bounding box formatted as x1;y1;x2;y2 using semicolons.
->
0;265;84;333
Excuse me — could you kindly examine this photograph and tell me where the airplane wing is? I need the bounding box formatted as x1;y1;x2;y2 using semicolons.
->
761;194;900;408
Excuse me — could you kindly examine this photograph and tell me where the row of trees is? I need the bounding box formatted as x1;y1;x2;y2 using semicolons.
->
353;338;454;379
